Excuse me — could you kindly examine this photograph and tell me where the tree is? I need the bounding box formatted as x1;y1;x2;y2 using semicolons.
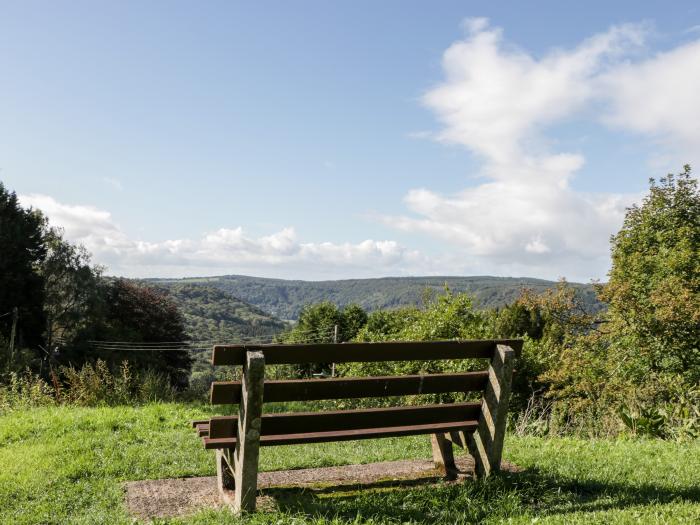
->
0;182;47;368
78;280;193;388
342;292;490;405
284;302;369;345
338;304;368;342
532;167;700;436
41;227;103;352
280;302;369;377
600;166;700;386
491;301;544;340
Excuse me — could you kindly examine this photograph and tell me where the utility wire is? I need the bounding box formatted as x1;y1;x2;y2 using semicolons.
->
88;326;336;344
88;340;199;345
87;330;334;351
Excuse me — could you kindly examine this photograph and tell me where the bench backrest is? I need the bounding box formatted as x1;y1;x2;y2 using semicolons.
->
200;338;521;513
206;339;521;447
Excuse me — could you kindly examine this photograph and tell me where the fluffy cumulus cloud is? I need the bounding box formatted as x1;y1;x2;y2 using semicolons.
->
602;38;700;156
18;194;427;279
424;19;646;162
384;19;700;280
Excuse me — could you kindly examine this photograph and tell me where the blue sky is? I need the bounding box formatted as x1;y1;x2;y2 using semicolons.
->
2;1;699;281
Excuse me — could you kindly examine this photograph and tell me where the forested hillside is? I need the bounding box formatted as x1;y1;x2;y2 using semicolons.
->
149;275;602;320
153;283;288;384
157;283;287;342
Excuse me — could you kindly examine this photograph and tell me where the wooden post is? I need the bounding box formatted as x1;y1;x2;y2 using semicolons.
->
431;432;457;480
232;350;265;513
466;344;515;477
331;324;338;377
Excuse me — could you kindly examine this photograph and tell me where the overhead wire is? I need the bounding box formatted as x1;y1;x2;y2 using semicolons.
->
87;326;337;351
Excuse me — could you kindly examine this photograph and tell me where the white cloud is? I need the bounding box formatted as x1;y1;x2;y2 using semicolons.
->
602;38;700;158
18;194;428;280
423;19;646;163
382;19;694;281
19;194;129;248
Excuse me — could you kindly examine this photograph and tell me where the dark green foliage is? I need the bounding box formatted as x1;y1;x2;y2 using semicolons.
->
148;275;603;320
1;182;193;388
360;307;422;339
279;302;368;377
601;165;699;385
339;303;368;341
618;405;666;439
41;227;103;351
0;360;177;409
338;293;492;406
592;167;700;437
498;283;601;427
73;280;193;388
519;168;700;438
491;302;545;340
355;291;488;343
162;283;287;343
158;283;288;390
0;183;47;362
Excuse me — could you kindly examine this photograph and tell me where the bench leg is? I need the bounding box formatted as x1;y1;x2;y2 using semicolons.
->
431;432;458;480
467;344;515;478
216;448;235;494
232;350;265;514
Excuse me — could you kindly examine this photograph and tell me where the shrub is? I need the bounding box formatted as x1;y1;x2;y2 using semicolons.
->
59;359;175;405
0;360;176;411
334;292;493;408
0;369;55;413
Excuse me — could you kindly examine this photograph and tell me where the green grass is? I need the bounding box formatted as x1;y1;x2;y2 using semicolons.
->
1;404;698;524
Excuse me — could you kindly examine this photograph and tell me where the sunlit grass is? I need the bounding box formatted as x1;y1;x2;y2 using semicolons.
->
1;404;698;524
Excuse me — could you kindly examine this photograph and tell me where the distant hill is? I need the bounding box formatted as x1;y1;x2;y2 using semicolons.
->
154;283;288;342
153;283;289;381
149;275;603;320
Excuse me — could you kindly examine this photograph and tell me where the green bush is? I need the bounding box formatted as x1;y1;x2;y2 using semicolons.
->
59;359;175;405
333;292;494;408
0;369;55;412
0;360;176;412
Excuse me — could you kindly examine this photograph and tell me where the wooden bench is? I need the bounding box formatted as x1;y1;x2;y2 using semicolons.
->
193;339;521;513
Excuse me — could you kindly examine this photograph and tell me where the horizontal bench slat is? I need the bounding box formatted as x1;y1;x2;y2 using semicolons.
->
204;420;478;449
210;371;489;404
212;339;522;366
208;402;481;438
263;420;480;446
203;436;237;449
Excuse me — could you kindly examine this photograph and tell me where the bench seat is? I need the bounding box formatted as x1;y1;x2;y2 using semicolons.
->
203;419;478;448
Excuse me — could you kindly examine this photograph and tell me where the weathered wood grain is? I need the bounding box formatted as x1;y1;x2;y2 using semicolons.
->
204;420;478;448
208;402;481;439
232;351;265;514
466;344;515;477
210;371;489;404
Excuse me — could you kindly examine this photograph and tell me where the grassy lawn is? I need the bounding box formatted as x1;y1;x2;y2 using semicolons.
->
0;403;698;524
